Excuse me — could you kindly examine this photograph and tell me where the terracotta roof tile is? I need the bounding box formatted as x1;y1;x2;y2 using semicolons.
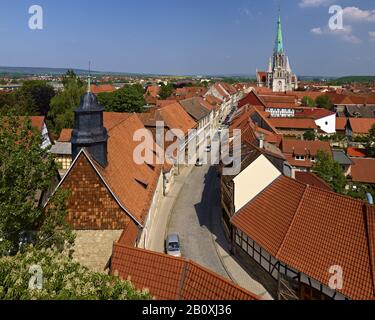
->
295;172;332;191
93;113;162;223
111;244;259;300
348;118;375;134
269;118;318;130
239;91;266;109
146;86;160;98
90;84;116;94
336;117;348;131
347;147;367;158
282;139;332;156
350;158;375;184
58;128;73;142
232;176;375;300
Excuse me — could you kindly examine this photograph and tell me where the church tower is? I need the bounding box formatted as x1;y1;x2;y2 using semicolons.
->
256;14;298;92
71;77;108;167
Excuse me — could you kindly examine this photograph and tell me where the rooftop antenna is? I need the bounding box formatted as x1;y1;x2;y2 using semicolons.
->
87;61;91;93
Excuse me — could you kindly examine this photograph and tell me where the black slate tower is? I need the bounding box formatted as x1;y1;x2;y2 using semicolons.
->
71;78;108;167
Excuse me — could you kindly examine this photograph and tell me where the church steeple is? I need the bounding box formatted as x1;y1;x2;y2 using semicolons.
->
71;72;108;168
274;14;284;53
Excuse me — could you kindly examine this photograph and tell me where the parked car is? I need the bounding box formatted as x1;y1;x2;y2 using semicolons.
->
195;158;203;167
165;234;181;257
205;145;211;152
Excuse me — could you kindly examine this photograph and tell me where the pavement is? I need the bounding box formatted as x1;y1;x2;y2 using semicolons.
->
162;162;273;300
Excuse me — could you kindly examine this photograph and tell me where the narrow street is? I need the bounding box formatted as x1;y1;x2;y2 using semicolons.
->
167;163;229;278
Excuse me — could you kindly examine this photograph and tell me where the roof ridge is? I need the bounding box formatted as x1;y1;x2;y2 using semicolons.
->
276;183;309;259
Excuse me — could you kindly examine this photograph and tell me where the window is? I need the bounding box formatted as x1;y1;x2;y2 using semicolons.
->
295;155;305;161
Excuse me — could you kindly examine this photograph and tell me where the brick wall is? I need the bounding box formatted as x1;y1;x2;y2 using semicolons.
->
61;153;130;230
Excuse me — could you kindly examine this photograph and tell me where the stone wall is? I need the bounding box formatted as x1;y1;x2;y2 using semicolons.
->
73;230;123;272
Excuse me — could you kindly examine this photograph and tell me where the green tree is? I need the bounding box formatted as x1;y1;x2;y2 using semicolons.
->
301;96;316;107
17;81;55;115
313;150;347;194
158;83;174;100
0;247;152;300
48;71;85;134
366;124;375;158
0;115;73;256
315;95;333;110
97;84;146;113
303;130;316;141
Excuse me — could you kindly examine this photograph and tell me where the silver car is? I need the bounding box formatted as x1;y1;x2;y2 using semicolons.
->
165;234;181;257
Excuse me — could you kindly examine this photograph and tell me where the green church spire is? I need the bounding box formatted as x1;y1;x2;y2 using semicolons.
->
274;15;284;53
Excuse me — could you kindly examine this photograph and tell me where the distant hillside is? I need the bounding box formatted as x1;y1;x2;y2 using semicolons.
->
0;66;99;76
335;76;375;83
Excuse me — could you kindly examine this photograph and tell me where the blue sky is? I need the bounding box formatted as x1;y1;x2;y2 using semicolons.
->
0;0;374;76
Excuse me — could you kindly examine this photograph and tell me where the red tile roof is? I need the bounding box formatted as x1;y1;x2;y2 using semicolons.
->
90;84;116;94
232;175;375;300
282;139;332;156
295;172;332;191
93;113;162;224
57;128;73;142
110;244;260;300
238;91;266;109
282;139;331;168
347;147;367;158
146;85;160;98
348;118;375;134
295;108;335;120
290;91;325;101
156;102;197;135
259;94;298;107
336;117;348;131
205;94;223;106
269;118;318;130
350;158;375;184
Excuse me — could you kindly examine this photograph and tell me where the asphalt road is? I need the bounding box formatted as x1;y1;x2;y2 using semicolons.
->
167;163;229;279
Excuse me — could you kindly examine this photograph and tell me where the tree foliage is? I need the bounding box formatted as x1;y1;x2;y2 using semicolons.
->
313;150;347;194
0;81;55;116
0;114;73;256
303;130;316;141
315;95;333;110
48;71;85;134
366;124;375;158
301;96;316;107
158;83;174;100
97;84;146;113
17;81;56;116
0;247;152;300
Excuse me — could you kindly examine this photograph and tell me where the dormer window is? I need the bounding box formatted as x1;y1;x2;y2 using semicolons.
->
295;155;305;161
